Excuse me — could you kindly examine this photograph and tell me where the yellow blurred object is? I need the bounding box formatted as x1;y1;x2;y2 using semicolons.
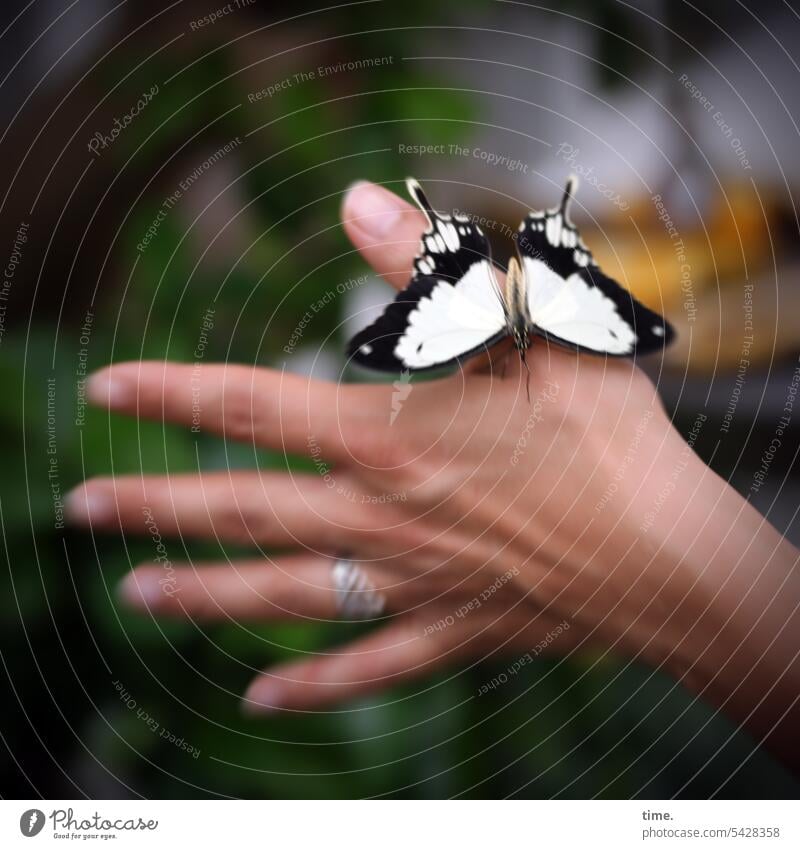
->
586;181;774;305
578;181;789;371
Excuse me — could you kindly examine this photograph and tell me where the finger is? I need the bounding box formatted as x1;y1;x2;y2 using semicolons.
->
243;606;586;713
86;361;386;463
65;472;388;547
341;181;429;289
118;554;395;621
242;611;497;713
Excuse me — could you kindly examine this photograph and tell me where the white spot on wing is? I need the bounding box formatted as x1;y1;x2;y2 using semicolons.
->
437;220;460;251
545;213;562;247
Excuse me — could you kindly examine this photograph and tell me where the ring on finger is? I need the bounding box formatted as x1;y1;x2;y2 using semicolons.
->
331;557;386;619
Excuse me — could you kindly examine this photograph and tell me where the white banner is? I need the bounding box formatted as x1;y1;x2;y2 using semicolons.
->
1;800;797;848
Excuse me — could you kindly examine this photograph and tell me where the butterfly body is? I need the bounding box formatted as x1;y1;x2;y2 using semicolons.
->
347;177;674;377
504;255;532;360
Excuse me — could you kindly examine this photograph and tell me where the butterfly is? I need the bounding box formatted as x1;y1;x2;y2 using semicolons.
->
347;176;674;383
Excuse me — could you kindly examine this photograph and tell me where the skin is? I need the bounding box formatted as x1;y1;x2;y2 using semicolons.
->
66;181;800;771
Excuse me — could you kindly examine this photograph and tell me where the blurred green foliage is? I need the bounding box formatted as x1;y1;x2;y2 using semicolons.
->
1;0;797;799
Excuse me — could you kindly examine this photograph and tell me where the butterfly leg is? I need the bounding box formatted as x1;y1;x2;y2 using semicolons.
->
515;342;531;403
521;350;531;403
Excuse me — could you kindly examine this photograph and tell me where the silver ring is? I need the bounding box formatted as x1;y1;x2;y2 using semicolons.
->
331;558;386;619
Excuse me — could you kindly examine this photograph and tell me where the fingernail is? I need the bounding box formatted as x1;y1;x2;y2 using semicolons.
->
344;181;405;238
118;571;162;610
87;369;131;409
242;679;283;716
64;486;114;525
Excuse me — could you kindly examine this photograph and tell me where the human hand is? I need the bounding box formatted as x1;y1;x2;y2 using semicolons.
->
66;182;800;755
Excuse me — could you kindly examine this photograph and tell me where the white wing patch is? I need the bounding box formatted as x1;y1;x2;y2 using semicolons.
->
522;257;636;355
394;260;505;368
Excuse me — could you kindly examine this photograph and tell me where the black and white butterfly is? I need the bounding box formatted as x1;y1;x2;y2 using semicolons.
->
347;176;674;377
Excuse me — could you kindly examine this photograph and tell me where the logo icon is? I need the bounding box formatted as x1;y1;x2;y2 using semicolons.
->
20;809;45;837
390;370;412;425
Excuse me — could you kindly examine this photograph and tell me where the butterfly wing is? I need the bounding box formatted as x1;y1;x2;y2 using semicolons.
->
518;177;674;356
406;177;503;284
348;178;508;371
348;262;507;371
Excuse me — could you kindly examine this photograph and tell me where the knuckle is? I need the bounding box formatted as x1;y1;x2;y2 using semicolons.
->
221;386;267;443
214;502;266;544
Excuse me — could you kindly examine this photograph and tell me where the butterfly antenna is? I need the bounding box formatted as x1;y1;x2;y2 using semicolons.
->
560;174;578;220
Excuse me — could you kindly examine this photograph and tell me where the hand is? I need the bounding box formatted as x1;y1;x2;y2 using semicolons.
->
66;182;800;770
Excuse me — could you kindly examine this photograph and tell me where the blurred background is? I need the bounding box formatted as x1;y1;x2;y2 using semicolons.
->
1;0;799;798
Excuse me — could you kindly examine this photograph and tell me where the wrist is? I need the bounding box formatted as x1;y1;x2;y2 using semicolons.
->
636;445;800;758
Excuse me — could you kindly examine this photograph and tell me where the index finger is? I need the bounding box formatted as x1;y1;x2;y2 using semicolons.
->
87;361;387;463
